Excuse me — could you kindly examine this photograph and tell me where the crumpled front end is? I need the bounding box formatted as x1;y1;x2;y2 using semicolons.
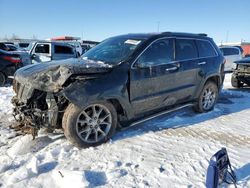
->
11;59;112;137
12;82;68;137
233;62;250;85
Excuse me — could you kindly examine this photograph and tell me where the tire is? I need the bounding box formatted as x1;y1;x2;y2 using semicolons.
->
193;81;219;113
0;72;6;87
62;101;117;148
231;74;243;88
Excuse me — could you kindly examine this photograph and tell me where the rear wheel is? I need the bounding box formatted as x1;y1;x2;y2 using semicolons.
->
231;74;243;88
193;81;219;113
62;101;117;148
0;72;6;86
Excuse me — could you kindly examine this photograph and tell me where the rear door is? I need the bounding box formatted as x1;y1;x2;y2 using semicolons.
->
173;38;200;102
130;38;181;114
31;43;51;63
52;44;76;60
196;39;219;77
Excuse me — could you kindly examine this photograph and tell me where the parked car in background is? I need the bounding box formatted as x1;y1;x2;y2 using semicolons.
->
5;44;18;51
30;41;78;63
17;42;30;49
0;42;31;65
0;49;28;86
81;40;99;54
220;46;242;72
66;41;82;56
0;42;9;51
12;32;225;148
233;45;244;55
231;57;250;88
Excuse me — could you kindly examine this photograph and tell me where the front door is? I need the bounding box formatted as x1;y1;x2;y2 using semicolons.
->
130;38;180;115
31;43;51;63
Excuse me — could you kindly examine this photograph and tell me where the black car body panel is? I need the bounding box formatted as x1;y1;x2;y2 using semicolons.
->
12;32;225;132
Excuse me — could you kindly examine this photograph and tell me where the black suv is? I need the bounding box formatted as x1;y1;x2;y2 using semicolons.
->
12;32;225;148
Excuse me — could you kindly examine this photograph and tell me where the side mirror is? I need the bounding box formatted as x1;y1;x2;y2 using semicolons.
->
31;54;36;59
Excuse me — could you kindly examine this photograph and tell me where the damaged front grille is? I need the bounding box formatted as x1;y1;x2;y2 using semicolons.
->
12;87;68;138
13;80;34;103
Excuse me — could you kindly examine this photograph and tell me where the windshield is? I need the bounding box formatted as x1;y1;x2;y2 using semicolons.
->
82;36;144;64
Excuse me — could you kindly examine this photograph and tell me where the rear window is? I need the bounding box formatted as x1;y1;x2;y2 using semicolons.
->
220;48;240;56
19;43;30;48
196;40;217;57
175;39;198;61
35;44;50;54
54;45;74;54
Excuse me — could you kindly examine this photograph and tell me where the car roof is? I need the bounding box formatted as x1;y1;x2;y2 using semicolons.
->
34;41;74;46
115;32;209;40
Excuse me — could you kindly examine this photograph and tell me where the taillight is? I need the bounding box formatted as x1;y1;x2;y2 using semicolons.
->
223;59;226;64
3;56;21;64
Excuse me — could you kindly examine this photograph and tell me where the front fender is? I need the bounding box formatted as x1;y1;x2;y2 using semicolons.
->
62;77;134;120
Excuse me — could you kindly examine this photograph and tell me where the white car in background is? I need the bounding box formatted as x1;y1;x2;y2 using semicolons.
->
220;46;242;72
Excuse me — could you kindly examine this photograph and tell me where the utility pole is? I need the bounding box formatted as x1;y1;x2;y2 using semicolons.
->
226;31;229;43
157;21;160;32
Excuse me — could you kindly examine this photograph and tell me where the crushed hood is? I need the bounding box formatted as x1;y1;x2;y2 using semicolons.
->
14;58;113;92
234;57;250;65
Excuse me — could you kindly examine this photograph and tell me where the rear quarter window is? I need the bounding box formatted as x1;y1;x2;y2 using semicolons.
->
196;40;217;57
54;45;74;54
221;48;240;56
175;39;198;61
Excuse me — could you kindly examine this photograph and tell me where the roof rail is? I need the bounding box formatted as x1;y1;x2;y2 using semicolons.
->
198;33;208;37
161;31;172;35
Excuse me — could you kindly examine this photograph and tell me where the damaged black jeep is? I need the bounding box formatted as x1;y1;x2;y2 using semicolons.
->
12;32;225;148
231;57;250;88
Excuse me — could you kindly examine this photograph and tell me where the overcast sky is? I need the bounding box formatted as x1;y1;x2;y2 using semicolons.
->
0;0;250;43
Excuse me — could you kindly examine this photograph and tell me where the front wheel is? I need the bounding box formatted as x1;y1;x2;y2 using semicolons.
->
62;101;117;148
193;81;219;113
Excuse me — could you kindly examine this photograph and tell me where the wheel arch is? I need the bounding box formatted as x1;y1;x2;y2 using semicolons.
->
195;74;222;99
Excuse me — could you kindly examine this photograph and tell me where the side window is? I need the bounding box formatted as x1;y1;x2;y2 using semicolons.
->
175;39;198;61
54;45;74;54
230;48;240;55
137;38;174;66
221;48;240;56
196;40;217;57
35;44;50;54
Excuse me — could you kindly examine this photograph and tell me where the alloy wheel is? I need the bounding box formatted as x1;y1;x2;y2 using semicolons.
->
76;104;112;143
202;87;216;110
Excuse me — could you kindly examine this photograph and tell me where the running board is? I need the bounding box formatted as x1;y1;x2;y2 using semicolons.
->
130;103;194;127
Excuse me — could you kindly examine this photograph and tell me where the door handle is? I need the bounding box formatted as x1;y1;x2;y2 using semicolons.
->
166;66;178;71
198;61;206;65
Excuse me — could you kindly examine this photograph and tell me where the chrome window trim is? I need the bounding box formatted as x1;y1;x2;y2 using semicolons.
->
131;37;219;69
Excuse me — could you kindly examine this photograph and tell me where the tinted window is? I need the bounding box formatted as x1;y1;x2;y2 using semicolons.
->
55;45;74;54
137;39;174;66
19;43;30;48
221;48;240;56
35;44;50;54
175;39;198;61
196;40;217;57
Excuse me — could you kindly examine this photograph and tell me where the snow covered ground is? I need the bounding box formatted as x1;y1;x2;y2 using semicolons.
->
0;74;249;188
